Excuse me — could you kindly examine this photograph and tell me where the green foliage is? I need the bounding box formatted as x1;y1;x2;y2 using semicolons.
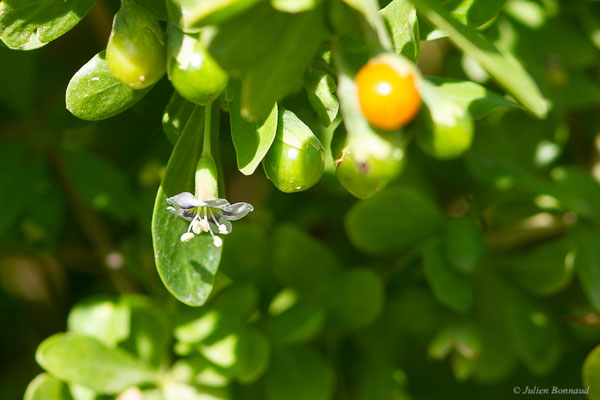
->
5;0;600;399
66;51;153;121
152;106;222;306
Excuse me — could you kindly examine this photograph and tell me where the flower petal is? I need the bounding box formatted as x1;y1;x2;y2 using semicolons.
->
203;198;231;209
166;206;195;221
222;202;254;221
166;192;206;209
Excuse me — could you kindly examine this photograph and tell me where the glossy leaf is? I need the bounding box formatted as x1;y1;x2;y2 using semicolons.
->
0;0;96;49
448;0;507;28
36;333;157;394
304;67;339;127
152;106;223;307
345;186;443;254
426;77;519;119
167;0;259;30
265;346;334;400
240;7;326;120
271;0;320;13
66;51;153;121
229;83;278;175
24;374;72;400
412;0;548;118
380;0;420;61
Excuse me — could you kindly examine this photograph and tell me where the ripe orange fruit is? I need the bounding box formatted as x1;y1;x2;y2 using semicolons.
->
355;60;421;130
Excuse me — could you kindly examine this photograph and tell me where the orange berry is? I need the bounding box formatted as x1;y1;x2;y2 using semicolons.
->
355;60;421;130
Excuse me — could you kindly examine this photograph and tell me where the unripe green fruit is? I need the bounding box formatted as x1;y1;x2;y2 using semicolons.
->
263;110;324;193
106;2;166;89
167;28;228;105
417;80;474;159
332;125;404;199
417;106;474;159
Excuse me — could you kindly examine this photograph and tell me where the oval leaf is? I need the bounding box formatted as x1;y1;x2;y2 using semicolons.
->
36;333;157;394
345;186;443;254
66;51;153;121
229;82;278;175
24;374;72;400
0;0;96;48
152;106;223;306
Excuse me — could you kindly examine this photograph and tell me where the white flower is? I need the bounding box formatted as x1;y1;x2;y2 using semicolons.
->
166;192;253;247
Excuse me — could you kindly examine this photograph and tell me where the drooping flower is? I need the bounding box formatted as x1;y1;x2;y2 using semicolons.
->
166;192;253;247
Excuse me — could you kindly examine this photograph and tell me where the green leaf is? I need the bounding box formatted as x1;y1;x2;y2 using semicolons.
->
0;0;96;48
169;356;230;388
271;0;320;13
240;6;326;120
265;346;334;400
426;77;520;119
67;295;130;348
163;383;230;400
321;268;384;331
583;345;600;400
572;225;600;313
25;374;72;400
273;224;340;289
412;0;548;118
423;244;474;313
269;303;326;344
503;236;575;297
442;218;485;275
448;0;507;28
428;322;481;381
210;283;259;320
380;0;420;62
152;106;223;306
345;186;443;254
167;0;259;30
66;51;153;121
503;284;562;375
36;333;157;394
304;67;339;127
547;167;600;222
199;326;271;384
163;91;196;145
229;82;278;175
61;148;137;222
120;295;171;366
132;0;167;20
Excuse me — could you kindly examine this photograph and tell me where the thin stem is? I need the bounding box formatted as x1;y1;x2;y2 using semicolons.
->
202;103;212;156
